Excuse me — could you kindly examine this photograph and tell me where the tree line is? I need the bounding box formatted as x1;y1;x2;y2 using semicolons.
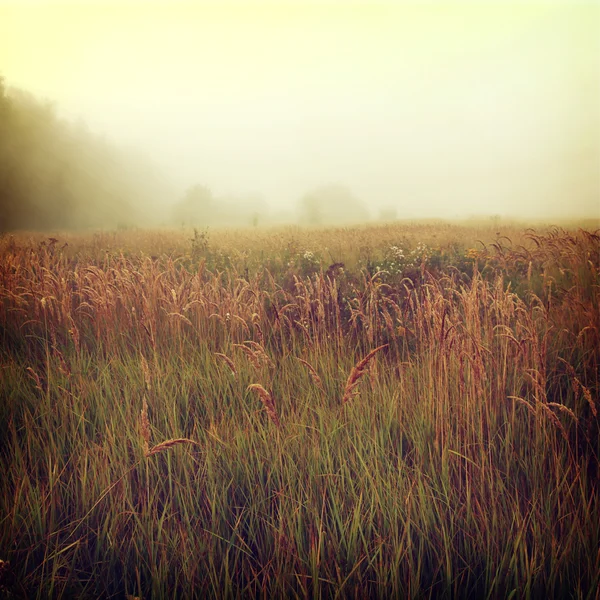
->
0;77;172;231
1;78;376;231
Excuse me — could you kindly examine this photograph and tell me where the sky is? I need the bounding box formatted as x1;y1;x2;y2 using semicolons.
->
1;0;599;219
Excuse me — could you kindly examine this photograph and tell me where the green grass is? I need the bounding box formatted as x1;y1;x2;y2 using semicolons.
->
0;223;598;598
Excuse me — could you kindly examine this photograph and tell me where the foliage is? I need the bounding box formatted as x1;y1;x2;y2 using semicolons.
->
0;77;174;232
189;227;210;260
297;183;369;225
173;185;214;227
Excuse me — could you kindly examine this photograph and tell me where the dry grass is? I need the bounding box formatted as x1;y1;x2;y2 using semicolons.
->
341;344;388;405
0;221;598;599
145;438;201;457
213;352;238;377
295;357;326;394
247;383;281;428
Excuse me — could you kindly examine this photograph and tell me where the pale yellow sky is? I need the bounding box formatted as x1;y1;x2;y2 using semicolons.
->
1;1;599;218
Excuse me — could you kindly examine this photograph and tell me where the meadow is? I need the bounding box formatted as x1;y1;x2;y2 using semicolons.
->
0;221;598;599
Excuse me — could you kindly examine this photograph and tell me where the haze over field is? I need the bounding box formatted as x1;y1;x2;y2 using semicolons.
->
1;0;599;228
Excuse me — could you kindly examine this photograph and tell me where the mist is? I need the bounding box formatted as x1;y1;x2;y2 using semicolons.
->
1;1;598;229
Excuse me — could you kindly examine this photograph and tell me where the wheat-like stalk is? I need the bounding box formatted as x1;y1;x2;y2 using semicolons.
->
146;438;200;456
252;315;265;344
233;343;261;369
341;344;388;405
295;357;325;394
547;402;578;423
26;366;45;394
509;396;570;442
140;354;152;392
244;341;274;368
247;383;281;428
233;342;274;369
140;396;151;455
140;396;199;456
232;314;250;335
167;311;193;327
214;352;237;376
581;385;597;418
558;357;582;401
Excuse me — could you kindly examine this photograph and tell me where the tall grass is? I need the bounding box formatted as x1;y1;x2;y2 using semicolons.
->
0;223;598;598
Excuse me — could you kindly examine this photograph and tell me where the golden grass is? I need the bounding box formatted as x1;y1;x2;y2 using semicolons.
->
145;438;201;457
213;352;238;377
0;222;597;598
247;383;281;428
140;395;200;456
341;344;388;405
140;396;151;456
295;357;326;394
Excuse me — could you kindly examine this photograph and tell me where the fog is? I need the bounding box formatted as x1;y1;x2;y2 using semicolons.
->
1;1;599;228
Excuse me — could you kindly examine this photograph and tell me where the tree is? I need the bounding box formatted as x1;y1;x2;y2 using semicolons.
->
173;184;214;226
298;184;369;225
0;76;175;231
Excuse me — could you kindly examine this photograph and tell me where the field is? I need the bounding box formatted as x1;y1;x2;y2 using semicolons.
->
0;222;598;599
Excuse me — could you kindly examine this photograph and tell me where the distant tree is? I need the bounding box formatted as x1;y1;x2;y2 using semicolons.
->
0;76;171;231
49;165;76;229
0;76;8;122
379;207;398;222
299;192;322;225
298;184;369;225
173;184;214;226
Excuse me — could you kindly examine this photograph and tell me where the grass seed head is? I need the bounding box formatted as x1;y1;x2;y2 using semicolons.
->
247;383;281;428
295;357;325;394
581;385;597;418
140;354;152;391
140;396;151;455
146;438;200;456
342;344;388;405
214;352;238;377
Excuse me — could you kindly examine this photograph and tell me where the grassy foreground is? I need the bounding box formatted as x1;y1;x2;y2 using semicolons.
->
0;222;598;599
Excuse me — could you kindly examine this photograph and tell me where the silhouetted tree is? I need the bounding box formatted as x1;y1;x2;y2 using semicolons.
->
173;184;214;226
0;76;174;231
298;184;369;225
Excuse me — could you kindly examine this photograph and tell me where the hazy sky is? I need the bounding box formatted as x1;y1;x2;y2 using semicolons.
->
1;0;599;219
